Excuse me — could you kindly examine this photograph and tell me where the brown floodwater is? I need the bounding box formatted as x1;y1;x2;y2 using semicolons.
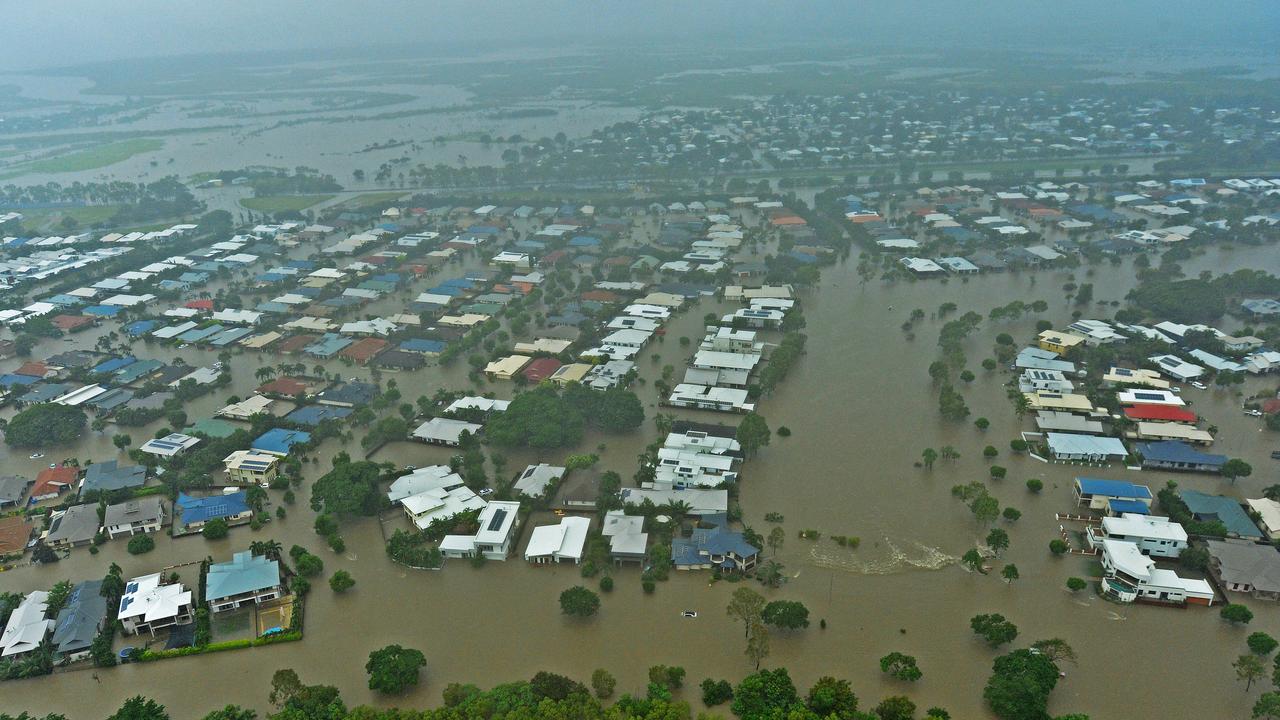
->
1;242;1276;719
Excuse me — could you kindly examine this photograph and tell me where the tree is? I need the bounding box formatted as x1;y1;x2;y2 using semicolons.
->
921;447;937;469
1251;632;1280;656
591;668;616;699
559;586;600;617
1002;564;1020;584
485;385;584;448
727;586;766;637
1066;577;1087;592
1238;654;1267;691
761;600;810;630
648;664;685;690
365;644;427;694
767;526;785;555
986;528;1010;556
1223;458;1253;483
875;696;918;720
1026;478;1043;493
701;678;733;706
328;570;355;593
975;417;990;430
1031;638;1078;665
880;652;923;682
744;619;770;669
962;548;986;573
1049;539;1068;555
202;518;229;540
107;697;169;720
200;707;256;720
984;649;1060;720
733;668;798;720
971;494;1000;527
311;460;386;517
1003;507;1022;523
295;553;323;578
1255;692;1280;719
1222;604;1255;625
4;404;86;447
805;676;859;720
737;413;772;457
971;613;1019;647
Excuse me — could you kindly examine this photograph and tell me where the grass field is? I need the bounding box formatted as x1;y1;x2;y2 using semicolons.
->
335;191;407;210
0;138;165;180
19;205;122;231
240;194;334;213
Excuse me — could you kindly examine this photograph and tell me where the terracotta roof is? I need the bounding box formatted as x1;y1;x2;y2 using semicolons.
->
32;465;77;497
185;299;214;311
14;362;48;378
521;357;564;383
0;516;32;554
257;377;310;397
1123;404;1198;423
339;337;390;364
51;315;93;331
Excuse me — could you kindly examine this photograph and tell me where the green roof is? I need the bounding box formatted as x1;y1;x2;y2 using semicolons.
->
184;418;239;439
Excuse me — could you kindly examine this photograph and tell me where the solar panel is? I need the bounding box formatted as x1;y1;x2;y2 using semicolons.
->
487;508;508;532
125;582;138;593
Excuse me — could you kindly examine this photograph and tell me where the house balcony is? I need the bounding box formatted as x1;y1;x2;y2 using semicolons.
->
1103;577;1138;603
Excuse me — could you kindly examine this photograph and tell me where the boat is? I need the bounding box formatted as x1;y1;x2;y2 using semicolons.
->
681;610;697;618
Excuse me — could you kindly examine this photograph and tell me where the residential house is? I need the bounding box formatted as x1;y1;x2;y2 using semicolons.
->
524;515;591;564
44;504;100;548
601;510;648;564
1134;441;1226;473
1038;330;1086;354
1206;539;1280;601
51;580;106;660
402;486;486;530
513;464;565;498
0;475;31;509
1074;478;1153;514
1099;538;1214;606
103;497;166;539
174;491;252;534
387;466;464;504
412;417;482;446
251;428;311;456
1182;491;1263;539
1046;433;1127;462
118;574;194;635
1247;498;1280;540
205;551;284;612
223;451;280;486
0;591;52;659
139;433;201;457
30;465;77;502
80;460;146;496
672;513;759;572
1086;514;1187;558
455;501;520;561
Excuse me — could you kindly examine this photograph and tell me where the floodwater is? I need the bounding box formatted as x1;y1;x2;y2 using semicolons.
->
1;241;1274;718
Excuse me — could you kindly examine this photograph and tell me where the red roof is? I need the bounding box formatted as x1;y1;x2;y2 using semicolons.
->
14;362;48;378
257;377;310;397
32;465;76;498
770;215;806;226
1123;404;1197;423
1263;398;1280;415
580;290;620;303
185;299;214;311
521;357;563;383
51;314;93;331
0;516;32;555
340;337;390;364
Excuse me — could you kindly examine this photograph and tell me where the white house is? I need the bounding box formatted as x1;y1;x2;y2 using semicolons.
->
654;447;738;489
402;486;486;530
118;574;194;636
1099;538;1214;606
470;501;520;560
667;384;754;413
0;591;52;658
1087;514;1188;558
524;516;590;564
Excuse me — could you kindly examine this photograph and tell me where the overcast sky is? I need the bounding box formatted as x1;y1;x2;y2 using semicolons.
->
3;0;1277;72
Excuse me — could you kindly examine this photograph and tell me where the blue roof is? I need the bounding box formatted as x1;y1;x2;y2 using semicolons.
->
1182;491;1263;539
286;260;316;270
45;294;84;306
0;373;39;387
83;305;121;317
569;235;601;247
303;333;352;358
254;272;286;283
177;491;248;525
672;514;758;567
178;272;209;283
285;405;353;426
439;277;476;289
113;359;163;384
251;427;312;455
1075;477;1152;500
1106;499;1151;515
93;356;136;374
468;225;500;235
205;551;281;602
255;301;290;313
178;324;225;343
427;285;464;296
399;338;446;354
786;250;818;264
211;327;255;346
1135;440;1227;468
82;460;146;493
124;320;158;336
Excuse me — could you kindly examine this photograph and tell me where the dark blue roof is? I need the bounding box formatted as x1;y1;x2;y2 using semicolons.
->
177;491;248;524
1107;499;1151;515
124;320;158;336
251;428;312;455
1135;440;1226;467
786;250;818;264
285;405;353;426
83;305;121;317
1075;477;1152;499
399;338;446;354
0;374;39;387
92;356;136;374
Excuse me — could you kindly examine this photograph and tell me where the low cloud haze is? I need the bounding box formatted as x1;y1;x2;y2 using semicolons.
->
3;0;1277;72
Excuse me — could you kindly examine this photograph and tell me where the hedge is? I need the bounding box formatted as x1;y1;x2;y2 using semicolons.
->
134;631;302;662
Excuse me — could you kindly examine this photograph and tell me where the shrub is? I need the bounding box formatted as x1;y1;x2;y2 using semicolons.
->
126;535;155;555
1026;479;1043;493
329;570;355;593
1049;539;1068;555
1066;577;1087;592
599;576;614;592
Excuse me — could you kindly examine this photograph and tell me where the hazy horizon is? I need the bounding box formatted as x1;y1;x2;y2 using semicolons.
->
4;0;1278;74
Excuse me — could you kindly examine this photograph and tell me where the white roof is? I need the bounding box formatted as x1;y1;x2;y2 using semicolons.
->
525;516;590;561
1;591;52;658
1103;538;1152;582
474;501;521;545
402;486;486;529
117;574;191;625
445;396;510;414
1102;513;1187;543
412;417;482;444
387;466;462;503
513;463;565;497
621;488;728;515
1247;498;1280;534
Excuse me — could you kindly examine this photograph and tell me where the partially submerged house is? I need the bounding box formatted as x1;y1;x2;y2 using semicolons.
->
524;515;591;564
1099;538;1214;606
1205;539;1280;601
672;513;758;572
205;551;284;613
118;574;194;636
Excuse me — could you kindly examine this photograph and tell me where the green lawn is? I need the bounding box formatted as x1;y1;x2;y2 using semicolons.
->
335;191;407;209
240;194;334;213
0;138;165;180
19;205;123;231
